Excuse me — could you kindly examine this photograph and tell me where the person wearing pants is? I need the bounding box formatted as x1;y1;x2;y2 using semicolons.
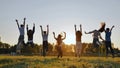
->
85;23;105;56
16;18;26;54
40;25;49;57
26;23;35;47
105;25;115;58
74;24;82;57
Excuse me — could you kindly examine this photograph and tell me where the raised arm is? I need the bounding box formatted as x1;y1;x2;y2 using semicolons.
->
15;19;19;28
47;25;49;35
53;32;57;40
40;25;43;35
110;25;114;32
26;24;28;32
33;23;35;33
62;32;66;40
84;30;94;34
80;24;82;33
74;24;77;32
23;18;26;27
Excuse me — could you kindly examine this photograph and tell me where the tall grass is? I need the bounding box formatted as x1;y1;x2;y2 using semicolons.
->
0;56;120;68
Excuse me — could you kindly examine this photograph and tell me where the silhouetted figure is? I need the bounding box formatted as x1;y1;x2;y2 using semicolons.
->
74;24;82;57
40;25;49;57
16;18;26;54
53;32;66;58
26;23;35;47
85;23;105;55
105;25;115;58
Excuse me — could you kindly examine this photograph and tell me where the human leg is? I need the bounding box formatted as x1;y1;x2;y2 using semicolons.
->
60;47;63;58
43;41;47;57
57;46;61;58
43;46;46;57
79;42;82;57
16;35;23;54
105;41;109;57
108;41;114;57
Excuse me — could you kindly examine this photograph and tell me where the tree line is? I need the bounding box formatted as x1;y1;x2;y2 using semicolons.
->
0;41;120;57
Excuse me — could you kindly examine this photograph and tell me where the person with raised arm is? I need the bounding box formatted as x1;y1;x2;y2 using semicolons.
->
53;32;66;58
105;25;115;58
84;23;105;55
16;18;26;54
26;23;35;47
40;25;49;57
74;24;82;57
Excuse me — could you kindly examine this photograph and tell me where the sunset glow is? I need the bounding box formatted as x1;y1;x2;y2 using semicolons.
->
0;0;120;49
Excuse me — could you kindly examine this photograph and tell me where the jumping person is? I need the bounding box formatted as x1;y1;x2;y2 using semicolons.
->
16;18;26;54
40;25;49;57
26;23;35;47
53;32;66;58
85;23;105;55
105;25;115;58
74;24;82;57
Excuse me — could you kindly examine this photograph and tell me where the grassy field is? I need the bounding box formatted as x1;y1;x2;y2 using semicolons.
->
0;55;120;68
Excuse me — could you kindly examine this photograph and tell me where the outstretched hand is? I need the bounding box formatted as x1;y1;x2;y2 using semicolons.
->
40;25;42;28
80;24;82;27
47;25;49;27
24;18;26;21
15;19;18;22
53;32;55;35
26;24;28;27
112;25;115;28
63;32;66;34
84;31;87;34
33;23;35;26
74;24;76;27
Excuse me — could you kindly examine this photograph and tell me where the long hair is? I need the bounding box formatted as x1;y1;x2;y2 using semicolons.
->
98;22;106;32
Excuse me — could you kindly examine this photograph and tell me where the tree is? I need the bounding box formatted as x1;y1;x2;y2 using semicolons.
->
0;42;11;54
47;43;53;55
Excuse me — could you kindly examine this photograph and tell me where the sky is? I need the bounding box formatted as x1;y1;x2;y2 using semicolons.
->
0;0;120;49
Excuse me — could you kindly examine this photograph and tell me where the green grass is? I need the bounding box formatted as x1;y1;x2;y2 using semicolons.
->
0;56;120;68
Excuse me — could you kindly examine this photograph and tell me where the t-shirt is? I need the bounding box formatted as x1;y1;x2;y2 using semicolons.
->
27;30;34;40
42;34;48;41
92;30;100;39
105;31;111;41
19;27;24;35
